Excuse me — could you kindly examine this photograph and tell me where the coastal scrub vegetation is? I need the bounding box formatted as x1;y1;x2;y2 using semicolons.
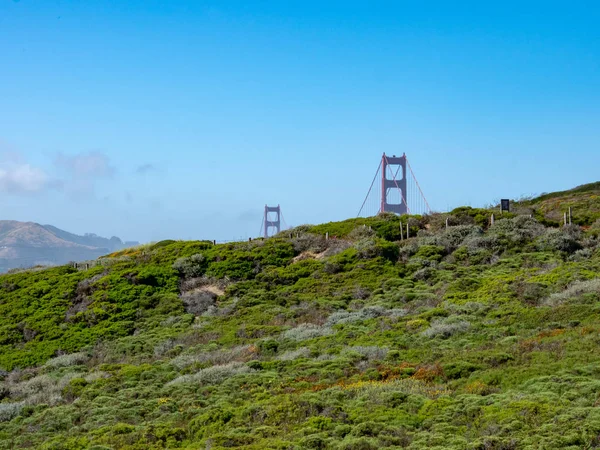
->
1;185;600;448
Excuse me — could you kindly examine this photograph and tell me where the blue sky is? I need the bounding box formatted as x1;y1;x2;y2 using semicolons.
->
1;1;599;242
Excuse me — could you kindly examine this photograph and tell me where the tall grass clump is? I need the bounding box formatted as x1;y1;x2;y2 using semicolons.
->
422;318;471;339
166;362;252;386
170;345;255;369
543;279;600;306
277;347;311;361
326;306;407;326
344;346;389;361
10;372;80;406
0;402;23;422
282;323;333;341
43;352;88;369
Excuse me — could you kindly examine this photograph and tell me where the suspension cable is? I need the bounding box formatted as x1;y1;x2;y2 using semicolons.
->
280;209;289;231
406;157;432;214
357;161;382;217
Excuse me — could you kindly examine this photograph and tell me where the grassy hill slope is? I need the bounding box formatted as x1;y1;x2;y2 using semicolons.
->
514;181;600;226
0;188;599;449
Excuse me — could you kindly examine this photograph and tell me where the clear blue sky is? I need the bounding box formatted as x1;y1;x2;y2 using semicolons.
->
1;1;599;242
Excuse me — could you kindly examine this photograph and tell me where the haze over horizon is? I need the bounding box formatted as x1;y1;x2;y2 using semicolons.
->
1;1;599;243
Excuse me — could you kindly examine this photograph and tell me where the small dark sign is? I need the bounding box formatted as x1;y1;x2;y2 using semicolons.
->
501;199;510;212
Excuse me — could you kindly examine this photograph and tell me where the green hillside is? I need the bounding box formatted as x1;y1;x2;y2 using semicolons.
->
0;188;600;449
514;181;600;226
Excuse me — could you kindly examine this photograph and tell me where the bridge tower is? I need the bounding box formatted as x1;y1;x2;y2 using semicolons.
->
357;152;430;217
263;205;281;238
381;153;407;214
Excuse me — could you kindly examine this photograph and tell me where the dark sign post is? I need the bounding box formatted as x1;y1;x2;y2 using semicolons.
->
500;199;510;213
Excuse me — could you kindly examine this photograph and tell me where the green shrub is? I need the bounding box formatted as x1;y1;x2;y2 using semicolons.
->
300;434;330;449
259;339;279;354
489;216;545;249
414;245;446;261
443;361;482;379
337;436;379;450
189;407;235;438
180;289;216;315
354;238;399;261
537;229;582;253
172;253;208;278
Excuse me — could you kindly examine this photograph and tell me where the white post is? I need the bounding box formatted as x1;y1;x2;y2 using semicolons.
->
445;217;449;229
406;222;409;239
564;212;567;227
400;221;404;240
491;214;495;226
326;232;329;241
569;207;572;225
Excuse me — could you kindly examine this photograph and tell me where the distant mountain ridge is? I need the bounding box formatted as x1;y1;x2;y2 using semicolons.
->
0;221;138;272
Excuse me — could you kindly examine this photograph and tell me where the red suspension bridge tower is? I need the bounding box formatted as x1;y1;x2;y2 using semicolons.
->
381;153;408;215
259;205;288;238
358;153;431;217
263;205;280;238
